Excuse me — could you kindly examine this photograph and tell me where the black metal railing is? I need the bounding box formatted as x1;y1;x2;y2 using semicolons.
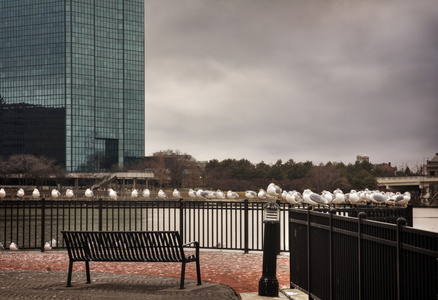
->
289;208;438;300
0;198;290;252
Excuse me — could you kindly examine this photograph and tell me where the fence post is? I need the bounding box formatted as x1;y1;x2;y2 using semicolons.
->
357;212;367;300
98;198;103;231
179;198;184;242
244;199;249;254
396;217;406;300
307;207;311;299
40;197;46;252
329;208;336;300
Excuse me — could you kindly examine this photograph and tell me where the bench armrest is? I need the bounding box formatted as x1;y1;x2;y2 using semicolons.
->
182;241;199;248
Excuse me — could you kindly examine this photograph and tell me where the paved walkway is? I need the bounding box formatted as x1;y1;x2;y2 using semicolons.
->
0;269;238;300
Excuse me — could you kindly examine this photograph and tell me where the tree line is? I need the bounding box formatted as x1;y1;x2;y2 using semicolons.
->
133;149;420;193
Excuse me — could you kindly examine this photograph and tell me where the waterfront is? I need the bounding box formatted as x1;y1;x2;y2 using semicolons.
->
413;207;438;232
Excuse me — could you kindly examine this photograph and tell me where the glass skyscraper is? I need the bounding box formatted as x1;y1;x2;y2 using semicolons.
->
0;0;144;172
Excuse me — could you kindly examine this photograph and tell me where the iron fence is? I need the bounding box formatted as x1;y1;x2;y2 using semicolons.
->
0;198;290;252
289;208;438;300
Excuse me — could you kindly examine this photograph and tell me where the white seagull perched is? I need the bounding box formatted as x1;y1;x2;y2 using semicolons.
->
66;189;74;199
347;190;360;205
85;188;94;198
303;189;328;206
216;189;226;199
142;189;150;198
51;239;57;247
331;189;345;204
208;190;217;199
158;189;167;199
285;191;297;205
44;242;52;251
227;190;239;199
196;189;210;199
245;190;257;199
32;189;40;199
258;189;268;200
267;183;281;197
0;188;6;198
188;189;197;198
131;189;139;198
17;188;25;198
368;191;389;205
172;189;182;199
51;189;61;199
109;188;117;200
321;190;333;203
10;242;19;251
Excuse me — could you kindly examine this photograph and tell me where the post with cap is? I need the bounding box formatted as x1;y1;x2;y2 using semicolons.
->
258;201;280;297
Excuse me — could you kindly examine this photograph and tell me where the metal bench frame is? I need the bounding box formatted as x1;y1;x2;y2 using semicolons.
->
62;230;201;289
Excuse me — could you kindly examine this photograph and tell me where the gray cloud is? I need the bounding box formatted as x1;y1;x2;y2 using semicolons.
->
145;0;438;168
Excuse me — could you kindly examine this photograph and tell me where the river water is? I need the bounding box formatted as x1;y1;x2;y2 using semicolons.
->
412;207;438;232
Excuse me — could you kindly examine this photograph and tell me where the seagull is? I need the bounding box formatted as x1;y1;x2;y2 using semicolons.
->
51;189;61;199
245;190;257;199
66;189;74;199
207;190;217;199
303;189;328;205
216;189;226;199
172;189;182;199
347;190;359;205
188;189;197;198
17;188;25;198
368;191;389;205
32;189;40;199
196;189;210;199
227;190;239;199
109;189;117;200
331;189;345;204
85;188;94;198
285;191;297;205
267;183;281;197
142;189;150;198
281;190;288;201
258;189;268;200
0;188;6;198
10;242;19;251
44;242;52;251
51;239;57;247
158;189;167;199
131;189;139;198
322;190;333;203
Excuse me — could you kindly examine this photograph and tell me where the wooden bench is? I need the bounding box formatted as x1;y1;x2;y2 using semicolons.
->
62;230;201;289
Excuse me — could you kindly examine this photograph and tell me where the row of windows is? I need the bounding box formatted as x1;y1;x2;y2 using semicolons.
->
2;13;64;29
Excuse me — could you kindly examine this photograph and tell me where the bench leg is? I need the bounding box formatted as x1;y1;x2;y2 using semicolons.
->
85;261;91;284
180;262;186;289
196;258;202;286
66;261;73;287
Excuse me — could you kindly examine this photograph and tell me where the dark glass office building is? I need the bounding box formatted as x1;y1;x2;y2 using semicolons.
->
0;0;144;172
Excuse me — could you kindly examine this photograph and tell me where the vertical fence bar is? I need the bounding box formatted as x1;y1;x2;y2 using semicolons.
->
396;217;406;300
307;208;311;299
244;199;249;253
98;198;103;231
179;199;184;242
357;211;366;300
40;198;46;252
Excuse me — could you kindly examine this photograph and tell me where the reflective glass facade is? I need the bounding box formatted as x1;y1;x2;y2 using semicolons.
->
0;0;144;172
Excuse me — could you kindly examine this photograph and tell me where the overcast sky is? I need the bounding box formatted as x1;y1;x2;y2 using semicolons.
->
145;0;438;170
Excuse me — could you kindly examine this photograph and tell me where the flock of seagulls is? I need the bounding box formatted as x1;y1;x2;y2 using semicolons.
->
0;184;411;206
0;239;57;251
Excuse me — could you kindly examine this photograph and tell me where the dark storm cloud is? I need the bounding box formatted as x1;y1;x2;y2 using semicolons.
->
145;0;438;168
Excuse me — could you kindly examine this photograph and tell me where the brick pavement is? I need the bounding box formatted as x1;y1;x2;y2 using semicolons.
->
0;269;239;300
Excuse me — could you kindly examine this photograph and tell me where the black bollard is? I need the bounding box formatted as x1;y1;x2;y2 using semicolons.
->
259;201;280;297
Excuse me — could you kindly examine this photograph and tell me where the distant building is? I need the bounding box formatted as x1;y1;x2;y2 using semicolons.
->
426;153;438;177
0;1;144;172
356;154;370;163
